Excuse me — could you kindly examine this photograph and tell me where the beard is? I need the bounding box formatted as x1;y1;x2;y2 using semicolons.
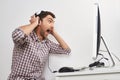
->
40;29;46;40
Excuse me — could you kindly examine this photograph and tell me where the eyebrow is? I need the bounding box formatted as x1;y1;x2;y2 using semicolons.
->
48;18;54;22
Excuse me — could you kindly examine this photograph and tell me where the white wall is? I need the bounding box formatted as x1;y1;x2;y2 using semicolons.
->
0;0;120;80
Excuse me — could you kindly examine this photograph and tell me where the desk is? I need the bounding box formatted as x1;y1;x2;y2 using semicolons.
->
55;66;120;80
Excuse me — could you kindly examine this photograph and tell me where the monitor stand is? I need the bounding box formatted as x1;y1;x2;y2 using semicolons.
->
100;36;115;67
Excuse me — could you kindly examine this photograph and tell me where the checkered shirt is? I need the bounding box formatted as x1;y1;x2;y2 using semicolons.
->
8;28;71;80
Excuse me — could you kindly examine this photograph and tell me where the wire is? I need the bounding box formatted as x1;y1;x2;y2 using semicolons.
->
100;50;120;62
98;53;109;61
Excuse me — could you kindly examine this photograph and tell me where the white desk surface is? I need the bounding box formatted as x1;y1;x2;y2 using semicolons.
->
55;66;120;77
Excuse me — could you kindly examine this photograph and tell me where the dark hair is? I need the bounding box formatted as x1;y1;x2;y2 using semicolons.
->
35;10;56;21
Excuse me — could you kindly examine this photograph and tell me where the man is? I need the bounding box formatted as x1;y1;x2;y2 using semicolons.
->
8;11;71;80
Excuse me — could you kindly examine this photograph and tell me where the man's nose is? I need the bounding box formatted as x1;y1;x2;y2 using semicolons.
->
51;23;54;28
50;26;54;30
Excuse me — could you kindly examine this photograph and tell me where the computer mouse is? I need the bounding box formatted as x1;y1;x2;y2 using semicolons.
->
58;67;75;73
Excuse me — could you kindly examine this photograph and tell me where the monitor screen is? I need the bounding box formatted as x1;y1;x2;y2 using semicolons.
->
92;3;101;60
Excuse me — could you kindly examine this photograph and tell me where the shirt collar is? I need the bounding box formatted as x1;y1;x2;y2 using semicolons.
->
30;31;48;43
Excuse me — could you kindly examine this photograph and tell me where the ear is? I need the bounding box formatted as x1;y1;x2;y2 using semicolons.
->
38;20;41;26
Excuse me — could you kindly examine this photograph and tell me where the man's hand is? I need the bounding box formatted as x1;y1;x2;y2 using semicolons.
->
20;15;40;35
29;15;40;26
50;27;55;35
50;27;70;50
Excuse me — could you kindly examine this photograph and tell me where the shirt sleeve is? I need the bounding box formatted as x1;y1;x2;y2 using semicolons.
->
48;40;71;55
12;28;30;46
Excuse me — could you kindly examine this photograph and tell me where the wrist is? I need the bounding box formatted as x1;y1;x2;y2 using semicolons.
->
51;30;57;36
31;22;38;28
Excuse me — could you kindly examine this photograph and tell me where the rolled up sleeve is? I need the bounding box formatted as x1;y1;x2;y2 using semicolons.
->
12;28;29;46
49;40;71;55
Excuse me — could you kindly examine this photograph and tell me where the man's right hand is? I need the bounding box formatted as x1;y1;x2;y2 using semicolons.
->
19;15;40;35
29;15;40;27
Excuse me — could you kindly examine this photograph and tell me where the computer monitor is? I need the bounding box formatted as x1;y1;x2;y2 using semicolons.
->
92;3;115;66
92;3;101;60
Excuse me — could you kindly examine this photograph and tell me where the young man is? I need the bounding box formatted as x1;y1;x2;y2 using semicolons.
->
8;11;71;80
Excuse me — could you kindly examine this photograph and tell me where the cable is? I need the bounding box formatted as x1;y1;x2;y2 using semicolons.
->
98;53;109;61
100;50;120;62
89;54;109;68
111;52;120;62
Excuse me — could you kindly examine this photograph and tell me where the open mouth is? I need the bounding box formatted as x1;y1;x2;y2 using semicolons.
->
46;29;51;33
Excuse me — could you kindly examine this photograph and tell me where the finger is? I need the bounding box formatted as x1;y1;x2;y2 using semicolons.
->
36;16;39;19
31;15;36;18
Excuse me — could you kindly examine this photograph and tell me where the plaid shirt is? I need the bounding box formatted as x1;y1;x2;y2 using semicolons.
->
8;28;71;80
